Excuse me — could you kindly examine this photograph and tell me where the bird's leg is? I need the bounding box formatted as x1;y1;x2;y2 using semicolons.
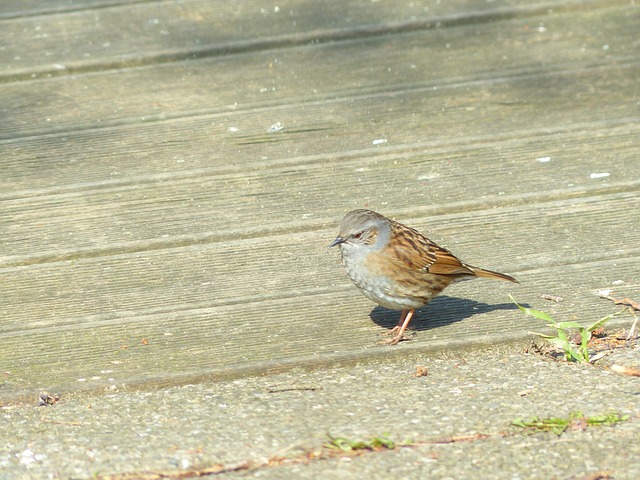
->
383;309;415;345
381;309;409;336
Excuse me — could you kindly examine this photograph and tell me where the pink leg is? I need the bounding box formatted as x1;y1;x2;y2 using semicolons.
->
384;309;415;345
381;309;409;336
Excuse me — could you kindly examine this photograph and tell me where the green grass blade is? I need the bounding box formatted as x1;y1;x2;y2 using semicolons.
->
510;296;556;323
587;308;626;332
579;329;591;361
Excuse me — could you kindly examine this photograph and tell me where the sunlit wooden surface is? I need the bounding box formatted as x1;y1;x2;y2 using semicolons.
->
1;0;638;402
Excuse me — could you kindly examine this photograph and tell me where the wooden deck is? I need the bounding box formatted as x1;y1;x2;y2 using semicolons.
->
1;0;639;403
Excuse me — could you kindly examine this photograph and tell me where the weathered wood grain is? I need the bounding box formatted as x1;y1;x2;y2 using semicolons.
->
2;4;637;141
1;123;638;265
1;256;637;402
0;0;638;403
1;193;638;399
1;0;625;78
3;192;638;332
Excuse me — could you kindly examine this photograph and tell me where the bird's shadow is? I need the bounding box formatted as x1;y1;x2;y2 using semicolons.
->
369;296;521;332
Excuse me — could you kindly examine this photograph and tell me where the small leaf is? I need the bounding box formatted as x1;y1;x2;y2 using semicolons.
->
325;436;354;451
587;308;624;332
555;328;569;343
520;307;556;323
551;423;569;436
511;296;556;323
370;436;396;449
579;329;591;361
512;419;527;428
350;441;368;450
587;412;630;426
530;331;556;339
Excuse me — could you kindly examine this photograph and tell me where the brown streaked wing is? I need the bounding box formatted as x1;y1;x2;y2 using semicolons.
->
388;221;474;276
387;222;437;271
426;243;476;276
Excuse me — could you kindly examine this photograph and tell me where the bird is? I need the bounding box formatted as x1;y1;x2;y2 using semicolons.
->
329;209;518;345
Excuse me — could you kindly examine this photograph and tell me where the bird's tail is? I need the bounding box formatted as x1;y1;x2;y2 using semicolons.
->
471;266;519;283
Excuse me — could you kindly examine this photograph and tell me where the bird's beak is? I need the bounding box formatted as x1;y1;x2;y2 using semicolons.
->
329;236;345;248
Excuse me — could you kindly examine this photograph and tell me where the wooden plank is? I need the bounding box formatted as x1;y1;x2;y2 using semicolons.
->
3;192;638;334
1;257;637;403
2;5;637;139
0;58;640;198
0;0;622;78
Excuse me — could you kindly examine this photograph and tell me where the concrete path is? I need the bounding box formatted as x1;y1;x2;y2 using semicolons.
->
2;342;639;479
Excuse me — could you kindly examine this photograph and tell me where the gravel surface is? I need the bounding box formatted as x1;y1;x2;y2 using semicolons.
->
2;345;639;479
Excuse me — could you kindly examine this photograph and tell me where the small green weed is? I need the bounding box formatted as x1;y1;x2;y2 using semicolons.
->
513;411;629;436
511;295;624;362
586;412;631;426
325;434;397;452
512;416;572;436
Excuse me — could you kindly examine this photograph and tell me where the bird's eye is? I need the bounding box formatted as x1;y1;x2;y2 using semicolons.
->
352;231;363;239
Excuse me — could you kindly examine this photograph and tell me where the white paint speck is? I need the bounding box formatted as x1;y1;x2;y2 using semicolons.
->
590;172;610;179
418;174;439;180
268;121;284;133
19;449;45;465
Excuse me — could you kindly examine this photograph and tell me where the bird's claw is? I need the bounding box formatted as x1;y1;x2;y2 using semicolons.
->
380;326;402;337
379;333;413;345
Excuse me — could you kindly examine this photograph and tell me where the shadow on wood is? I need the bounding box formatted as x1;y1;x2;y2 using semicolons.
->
369;296;523;332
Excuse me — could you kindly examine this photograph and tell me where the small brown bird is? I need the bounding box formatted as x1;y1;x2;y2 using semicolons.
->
330;209;518;345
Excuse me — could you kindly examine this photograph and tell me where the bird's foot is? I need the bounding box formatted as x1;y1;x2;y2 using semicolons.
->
379;332;413;345
380;326;402;337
